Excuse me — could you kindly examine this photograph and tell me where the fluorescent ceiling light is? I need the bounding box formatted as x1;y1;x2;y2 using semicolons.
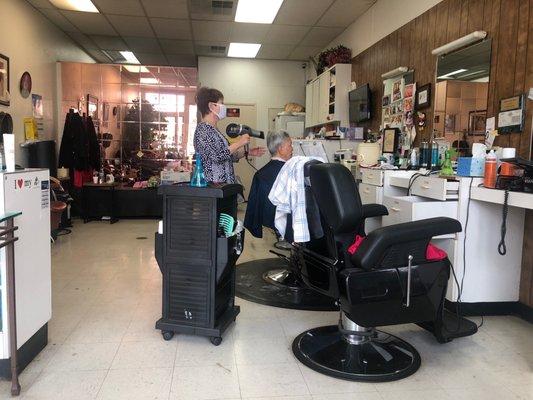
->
228;43;261;58
120;51;140;64
437;68;467;79
124;65;149;73
49;0;99;12
140;78;159;84
235;0;284;23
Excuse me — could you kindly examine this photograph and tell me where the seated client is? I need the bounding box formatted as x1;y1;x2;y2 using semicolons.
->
244;131;293;241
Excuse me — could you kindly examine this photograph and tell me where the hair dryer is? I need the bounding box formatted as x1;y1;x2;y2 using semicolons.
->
226;123;265;139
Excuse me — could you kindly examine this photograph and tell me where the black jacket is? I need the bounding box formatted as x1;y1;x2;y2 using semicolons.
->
58;112;100;171
244;159;293;242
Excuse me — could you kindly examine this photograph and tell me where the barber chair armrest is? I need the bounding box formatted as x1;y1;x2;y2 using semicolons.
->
351;217;461;270
361;204;388;218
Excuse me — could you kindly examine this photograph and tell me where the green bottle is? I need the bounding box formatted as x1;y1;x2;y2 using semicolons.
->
440;150;454;177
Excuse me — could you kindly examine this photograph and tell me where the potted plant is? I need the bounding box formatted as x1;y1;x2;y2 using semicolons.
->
316;45;352;74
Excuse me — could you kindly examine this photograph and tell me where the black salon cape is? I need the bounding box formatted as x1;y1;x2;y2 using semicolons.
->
58;112;100;171
244;159;293;242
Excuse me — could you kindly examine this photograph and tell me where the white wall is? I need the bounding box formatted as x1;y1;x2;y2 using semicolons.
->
198;57;307;135
0;0;94;159
328;0;443;57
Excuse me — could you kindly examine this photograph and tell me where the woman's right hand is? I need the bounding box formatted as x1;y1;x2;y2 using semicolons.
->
238;134;251;147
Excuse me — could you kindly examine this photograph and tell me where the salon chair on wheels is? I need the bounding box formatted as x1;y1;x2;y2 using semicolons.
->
292;163;477;382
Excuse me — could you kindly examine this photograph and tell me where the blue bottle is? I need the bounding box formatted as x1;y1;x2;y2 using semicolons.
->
190;155;207;187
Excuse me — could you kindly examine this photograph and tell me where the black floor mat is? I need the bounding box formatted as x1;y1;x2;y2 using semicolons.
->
235;258;339;311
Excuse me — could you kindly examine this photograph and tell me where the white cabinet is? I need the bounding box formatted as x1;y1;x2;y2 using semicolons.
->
305;63;351;128
382;195;458;239
359;183;382;205
410;176;459;200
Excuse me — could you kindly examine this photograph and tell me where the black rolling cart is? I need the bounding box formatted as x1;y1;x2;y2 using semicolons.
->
155;183;243;345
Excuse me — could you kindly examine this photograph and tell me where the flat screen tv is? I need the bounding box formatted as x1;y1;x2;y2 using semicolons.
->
349;84;371;123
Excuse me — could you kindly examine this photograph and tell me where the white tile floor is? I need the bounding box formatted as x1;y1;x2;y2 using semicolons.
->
0;219;531;399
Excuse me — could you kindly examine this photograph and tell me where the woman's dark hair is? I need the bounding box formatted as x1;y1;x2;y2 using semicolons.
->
196;87;224;117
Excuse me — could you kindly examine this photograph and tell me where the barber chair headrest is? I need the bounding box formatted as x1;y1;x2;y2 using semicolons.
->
309;163;362;234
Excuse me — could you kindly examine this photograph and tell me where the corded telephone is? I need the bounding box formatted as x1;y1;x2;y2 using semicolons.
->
495;157;532;255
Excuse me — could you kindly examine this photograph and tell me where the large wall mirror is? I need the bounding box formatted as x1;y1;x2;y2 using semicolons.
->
433;39;492;156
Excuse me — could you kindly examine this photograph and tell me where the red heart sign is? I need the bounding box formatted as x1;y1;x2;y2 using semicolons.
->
17;179;23;189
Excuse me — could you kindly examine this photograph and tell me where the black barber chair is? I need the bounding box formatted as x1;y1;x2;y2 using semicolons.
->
292;163;477;382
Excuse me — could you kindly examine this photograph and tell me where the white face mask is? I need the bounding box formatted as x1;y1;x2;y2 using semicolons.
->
211;103;226;120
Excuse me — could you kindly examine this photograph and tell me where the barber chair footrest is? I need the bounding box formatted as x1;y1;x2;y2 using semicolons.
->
417;309;478;343
292;325;420;382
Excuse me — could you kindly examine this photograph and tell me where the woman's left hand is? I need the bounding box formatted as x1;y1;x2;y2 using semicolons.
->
248;147;267;157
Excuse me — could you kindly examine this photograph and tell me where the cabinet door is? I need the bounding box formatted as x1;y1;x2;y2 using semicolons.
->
318;72;330;124
312;80;320;126
305;83;313;127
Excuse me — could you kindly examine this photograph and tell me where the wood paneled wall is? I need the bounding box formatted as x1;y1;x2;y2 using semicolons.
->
351;0;533;159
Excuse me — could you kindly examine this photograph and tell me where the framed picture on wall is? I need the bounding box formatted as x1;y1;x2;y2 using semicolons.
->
87;94;98;120
0;54;10;106
416;83;431;109
468;110;487;136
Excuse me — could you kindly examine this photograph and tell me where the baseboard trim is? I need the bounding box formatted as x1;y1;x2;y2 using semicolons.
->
0;323;48;378
445;300;533;323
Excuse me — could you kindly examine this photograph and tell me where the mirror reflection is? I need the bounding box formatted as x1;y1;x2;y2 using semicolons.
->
433;39;492;156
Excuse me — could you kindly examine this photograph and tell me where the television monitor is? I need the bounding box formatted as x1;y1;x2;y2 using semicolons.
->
349;84;371;123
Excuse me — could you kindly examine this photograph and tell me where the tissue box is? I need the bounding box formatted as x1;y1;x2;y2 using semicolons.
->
457;157;485;177
160;170;190;183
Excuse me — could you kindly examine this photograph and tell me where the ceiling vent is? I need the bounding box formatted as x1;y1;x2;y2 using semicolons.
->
196;45;227;56
190;0;235;19
100;50;126;63
212;0;233;14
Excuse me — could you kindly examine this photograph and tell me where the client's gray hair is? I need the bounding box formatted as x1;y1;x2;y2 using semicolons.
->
267;131;290;156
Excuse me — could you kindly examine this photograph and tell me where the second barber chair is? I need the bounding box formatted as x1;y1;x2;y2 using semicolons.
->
292;163;477;381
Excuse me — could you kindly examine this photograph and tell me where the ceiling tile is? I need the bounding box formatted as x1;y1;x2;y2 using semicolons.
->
289;46;322;60
257;45;294;60
38;8;79;32
107;15;154;37
123;37;162;53
91;0;144;16
275;0;334;26
160;40;195;55
229;23;269;43
300;26;344;46
317;0;375;27
135;52;168;65
151;18;192;40
66;31;100;50
90;35;127;50
264;25;310;45
166;54;197;68
192;21;232;42
60;11;116;35
26;0;54;8
141;0;188;18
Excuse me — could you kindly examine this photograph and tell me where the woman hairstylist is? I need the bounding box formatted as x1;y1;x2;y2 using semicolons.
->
193;87;265;183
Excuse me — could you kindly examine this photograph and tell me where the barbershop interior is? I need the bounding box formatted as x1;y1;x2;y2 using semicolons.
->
0;0;532;398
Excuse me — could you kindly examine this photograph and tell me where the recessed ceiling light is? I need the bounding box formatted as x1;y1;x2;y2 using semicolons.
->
120;51;140;64
228;43;261;58
49;0;99;13
140;78;159;84
235;0;284;23
123;65;149;73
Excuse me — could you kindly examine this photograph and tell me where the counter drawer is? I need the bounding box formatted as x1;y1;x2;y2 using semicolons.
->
382;196;458;238
361;169;384;186
359;183;383;205
410;176;459;201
